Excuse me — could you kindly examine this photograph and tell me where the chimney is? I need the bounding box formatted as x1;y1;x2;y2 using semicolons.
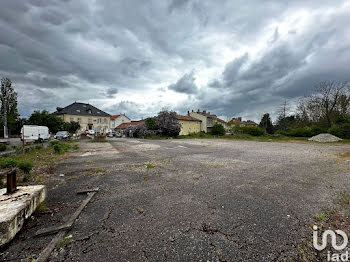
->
203;110;206;113
197;109;200;112
238;117;242;121
187;111;190;116
56;107;63;112
192;109;194;112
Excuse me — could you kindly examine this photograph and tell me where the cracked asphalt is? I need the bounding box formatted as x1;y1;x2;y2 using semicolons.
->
1;138;349;261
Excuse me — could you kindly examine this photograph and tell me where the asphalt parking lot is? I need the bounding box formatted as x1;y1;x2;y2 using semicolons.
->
1;138;349;261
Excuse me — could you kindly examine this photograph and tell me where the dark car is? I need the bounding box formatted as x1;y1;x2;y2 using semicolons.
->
107;131;117;137
54;131;70;140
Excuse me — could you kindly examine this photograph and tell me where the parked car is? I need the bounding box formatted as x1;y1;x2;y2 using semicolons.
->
21;125;50;142
54;131;70;140
87;130;95;135
107;131;117;137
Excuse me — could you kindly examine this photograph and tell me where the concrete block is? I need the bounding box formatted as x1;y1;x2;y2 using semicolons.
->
0;185;46;246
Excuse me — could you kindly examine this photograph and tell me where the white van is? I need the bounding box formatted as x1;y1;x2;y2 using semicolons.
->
21;125;50;141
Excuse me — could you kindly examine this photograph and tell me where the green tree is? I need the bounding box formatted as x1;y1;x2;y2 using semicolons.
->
259;113;274;134
68;121;81;133
145;117;156;130
211;123;225;136
28;110;64;133
0;78;19;138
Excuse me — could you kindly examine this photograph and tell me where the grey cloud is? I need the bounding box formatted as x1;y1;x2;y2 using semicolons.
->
106;87;118;98
0;0;349;121
168;71;198;94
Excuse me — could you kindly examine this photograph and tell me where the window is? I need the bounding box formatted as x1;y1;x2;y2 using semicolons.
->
70;117;74;122
104;118;107;123
76;109;80;112
88;109;92;114
77;118;81;123
93;119;97;122
88;118;92;123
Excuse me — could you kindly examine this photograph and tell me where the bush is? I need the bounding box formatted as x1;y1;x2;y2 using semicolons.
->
285;127;313;137
232;126;265;136
211;123;225;136
328;124;350;139
0;158;18;168
50;140;60;146
52;142;71;154
18;160;33;174
35;144;43;150
310;125;327;136
242;126;265;136
0;143;6;152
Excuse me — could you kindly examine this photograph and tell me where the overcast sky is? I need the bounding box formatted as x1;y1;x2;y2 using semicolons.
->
1;0;350;121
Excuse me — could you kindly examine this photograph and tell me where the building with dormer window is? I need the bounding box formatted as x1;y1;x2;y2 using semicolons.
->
53;102;111;133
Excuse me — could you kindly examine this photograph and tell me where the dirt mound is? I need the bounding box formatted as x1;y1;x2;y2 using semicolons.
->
308;133;342;142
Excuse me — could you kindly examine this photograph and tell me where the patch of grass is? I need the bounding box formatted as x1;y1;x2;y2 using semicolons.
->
35;144;43;150
145;162;155;169
52;142;71;154
56;234;72;248
176;133;312;142
0;143;7;152
0;157;18;168
72;144;79;150
36;201;49;213
17;160;33;174
85;168;107;176
23;173;36;182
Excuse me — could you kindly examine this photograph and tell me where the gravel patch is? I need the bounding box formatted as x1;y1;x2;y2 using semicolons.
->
308;133;342;142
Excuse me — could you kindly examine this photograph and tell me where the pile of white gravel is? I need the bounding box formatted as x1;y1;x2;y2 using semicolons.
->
308;133;342;142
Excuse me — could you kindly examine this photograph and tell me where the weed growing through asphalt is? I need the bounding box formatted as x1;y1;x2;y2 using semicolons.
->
145;162;155;169
56;234;73;248
318;214;328;222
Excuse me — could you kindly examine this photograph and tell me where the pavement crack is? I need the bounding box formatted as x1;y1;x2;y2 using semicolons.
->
210;243;227;262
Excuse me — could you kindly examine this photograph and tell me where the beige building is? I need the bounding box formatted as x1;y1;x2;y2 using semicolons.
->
189;110;217;133
53;102;111;133
177;115;201;135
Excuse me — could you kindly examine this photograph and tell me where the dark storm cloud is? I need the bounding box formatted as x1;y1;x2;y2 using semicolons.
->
0;0;349;120
168;71;198;94
105;87;118;98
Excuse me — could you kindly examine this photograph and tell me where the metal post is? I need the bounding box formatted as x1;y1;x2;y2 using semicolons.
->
6;169;17;194
22;120;25;154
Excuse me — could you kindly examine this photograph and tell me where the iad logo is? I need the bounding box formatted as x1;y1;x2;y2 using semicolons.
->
313;225;348;251
313;225;349;261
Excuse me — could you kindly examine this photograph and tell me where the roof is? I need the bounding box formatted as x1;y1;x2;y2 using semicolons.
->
110;115;120;120
228;118;243;125
177;115;202;122
115;120;145;129
243;120;258;126
216;118;227;124
53;102;110;117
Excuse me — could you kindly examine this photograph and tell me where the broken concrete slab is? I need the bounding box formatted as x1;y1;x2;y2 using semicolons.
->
0;185;46;246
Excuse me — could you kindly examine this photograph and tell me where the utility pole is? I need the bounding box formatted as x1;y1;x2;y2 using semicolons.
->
22;119;24;153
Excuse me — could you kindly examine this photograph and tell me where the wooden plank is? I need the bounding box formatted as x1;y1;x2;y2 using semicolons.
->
35;191;97;237
36;230;67;262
